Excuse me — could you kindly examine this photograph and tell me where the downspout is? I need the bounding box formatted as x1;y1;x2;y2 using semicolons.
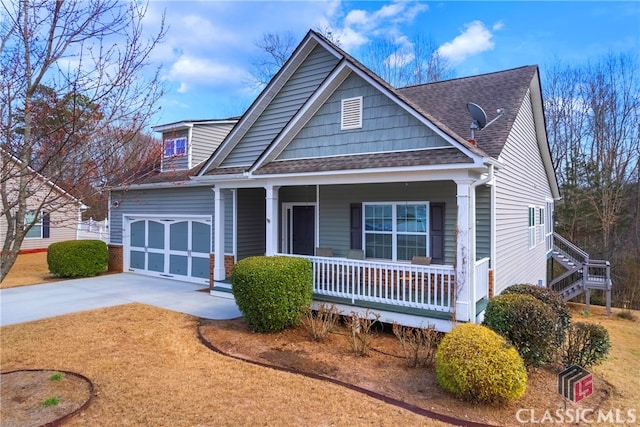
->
469;163;495;322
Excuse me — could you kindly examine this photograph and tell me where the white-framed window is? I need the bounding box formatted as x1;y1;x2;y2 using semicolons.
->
163;137;188;157
363;202;428;261
341;96;363;130
545;200;554;252
538;206;545;244
528;206;536;249
24;210;46;239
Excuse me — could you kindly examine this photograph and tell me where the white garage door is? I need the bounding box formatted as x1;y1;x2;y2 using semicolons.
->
125;216;211;284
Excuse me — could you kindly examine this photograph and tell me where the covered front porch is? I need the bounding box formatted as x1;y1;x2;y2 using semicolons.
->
209;172;494;331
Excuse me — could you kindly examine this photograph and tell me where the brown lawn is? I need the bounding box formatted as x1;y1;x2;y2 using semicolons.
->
1;251;62;289
1;253;638;426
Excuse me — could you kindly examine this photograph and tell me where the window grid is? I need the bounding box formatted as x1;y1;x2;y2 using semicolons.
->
364;202;429;261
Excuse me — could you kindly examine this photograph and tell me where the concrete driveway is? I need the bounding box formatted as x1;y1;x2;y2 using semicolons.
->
0;273;242;327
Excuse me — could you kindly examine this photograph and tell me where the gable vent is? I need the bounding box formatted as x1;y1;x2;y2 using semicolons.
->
341;96;363;130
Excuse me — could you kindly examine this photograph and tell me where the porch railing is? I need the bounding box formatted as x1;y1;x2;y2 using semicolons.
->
474;257;490;302
281;254;456;313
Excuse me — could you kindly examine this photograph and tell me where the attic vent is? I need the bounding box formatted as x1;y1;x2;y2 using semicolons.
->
341;96;362;130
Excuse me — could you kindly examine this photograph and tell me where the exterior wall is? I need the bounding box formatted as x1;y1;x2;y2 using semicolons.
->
108;244;123;272
0;174;81;252
315;182;457;263
110;186;216;247
161;129;189;172
236;188;266;260
209;253;235;286
279;73;450;160
476;185;491;260
221;45;339;167
494;89;553;294
192;123;235;166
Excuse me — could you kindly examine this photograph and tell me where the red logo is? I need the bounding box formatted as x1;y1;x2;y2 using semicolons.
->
558;365;593;403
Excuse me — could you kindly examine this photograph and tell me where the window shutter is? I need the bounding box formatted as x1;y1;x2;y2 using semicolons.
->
341;97;362;130
350;203;362;249
42;212;50;238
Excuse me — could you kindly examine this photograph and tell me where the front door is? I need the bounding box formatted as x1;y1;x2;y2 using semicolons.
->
282;204;315;255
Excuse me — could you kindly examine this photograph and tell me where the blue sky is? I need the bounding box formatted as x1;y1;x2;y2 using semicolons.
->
142;1;640;128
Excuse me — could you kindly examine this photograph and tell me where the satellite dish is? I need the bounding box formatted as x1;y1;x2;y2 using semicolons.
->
466;102;505;139
467;102;487;130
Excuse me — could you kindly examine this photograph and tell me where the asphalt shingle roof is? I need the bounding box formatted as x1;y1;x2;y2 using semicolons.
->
397;66;538;158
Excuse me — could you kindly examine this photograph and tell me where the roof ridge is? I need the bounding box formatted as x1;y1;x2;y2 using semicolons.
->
398;65;538;91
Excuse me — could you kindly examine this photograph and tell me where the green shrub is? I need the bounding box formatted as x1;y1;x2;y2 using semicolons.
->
231;256;313;332
502;284;571;344
47;240;108;278
562;322;611;368
435;324;527;404
483;293;560;367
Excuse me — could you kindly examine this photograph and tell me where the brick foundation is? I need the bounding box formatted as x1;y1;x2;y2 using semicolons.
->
209;254;235;289
488;269;495;298
108;244;124;273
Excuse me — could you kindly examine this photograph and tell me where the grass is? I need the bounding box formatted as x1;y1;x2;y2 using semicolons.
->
48;372;63;382
42;397;60;407
1;254;638;426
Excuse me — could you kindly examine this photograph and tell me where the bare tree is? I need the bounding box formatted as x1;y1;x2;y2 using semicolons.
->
0;0;166;282
545;53;640;308
358;33;453;88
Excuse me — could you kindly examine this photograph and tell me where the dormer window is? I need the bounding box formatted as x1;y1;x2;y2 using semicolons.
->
164;137;187;157
341;96;362;130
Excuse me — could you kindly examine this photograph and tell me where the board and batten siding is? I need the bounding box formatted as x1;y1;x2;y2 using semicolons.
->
494;89;553;294
236;188;266;260
161;129;189;172
316;182;457;263
221;45;339;167
110;186;234;254
191;123;235;166
279;73;450;160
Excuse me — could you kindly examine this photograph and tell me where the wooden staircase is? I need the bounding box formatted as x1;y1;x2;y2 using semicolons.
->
550;233;612;314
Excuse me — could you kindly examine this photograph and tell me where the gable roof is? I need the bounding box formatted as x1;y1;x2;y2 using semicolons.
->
397;65;539;158
1;149;85;207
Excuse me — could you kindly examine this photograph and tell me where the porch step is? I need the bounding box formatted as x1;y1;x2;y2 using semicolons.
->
210;282;234;299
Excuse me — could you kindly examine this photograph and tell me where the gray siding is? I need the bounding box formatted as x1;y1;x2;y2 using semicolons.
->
109;186;215;246
236;188;266;260
317;182;457;263
192;123;235;166
280;74;450;160
221;46;339;167
476;185;491;260
161;129;189;172
494;89;553;293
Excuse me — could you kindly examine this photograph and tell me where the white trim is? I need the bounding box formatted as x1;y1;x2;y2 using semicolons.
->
362;201;430;262
528;206;536;250
265;145;457;163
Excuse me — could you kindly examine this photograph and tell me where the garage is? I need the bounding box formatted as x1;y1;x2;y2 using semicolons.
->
125;216;212;284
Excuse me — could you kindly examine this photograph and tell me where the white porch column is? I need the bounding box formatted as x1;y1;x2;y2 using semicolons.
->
213;187;226;281
265;185;280;256
455;179;474;322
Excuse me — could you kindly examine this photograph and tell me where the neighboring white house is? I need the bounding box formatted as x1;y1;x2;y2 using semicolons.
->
1;152;86;253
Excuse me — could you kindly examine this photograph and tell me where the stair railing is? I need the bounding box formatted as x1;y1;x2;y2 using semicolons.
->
553;232;589;266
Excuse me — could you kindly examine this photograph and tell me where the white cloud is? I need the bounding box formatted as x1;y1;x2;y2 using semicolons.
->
167;55;251;93
437;21;499;64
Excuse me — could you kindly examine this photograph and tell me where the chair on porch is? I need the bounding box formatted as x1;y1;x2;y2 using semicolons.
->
315;247;334;257
347;249;364;260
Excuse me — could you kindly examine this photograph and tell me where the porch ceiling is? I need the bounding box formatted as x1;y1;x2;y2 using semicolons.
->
252;148;473;175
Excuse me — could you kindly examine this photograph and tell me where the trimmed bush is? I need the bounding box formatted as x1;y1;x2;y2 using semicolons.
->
502;283;571;344
483;293;560;367
47;239;108;278
435;323;527;405
562;322;611;368
231;256;313;332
